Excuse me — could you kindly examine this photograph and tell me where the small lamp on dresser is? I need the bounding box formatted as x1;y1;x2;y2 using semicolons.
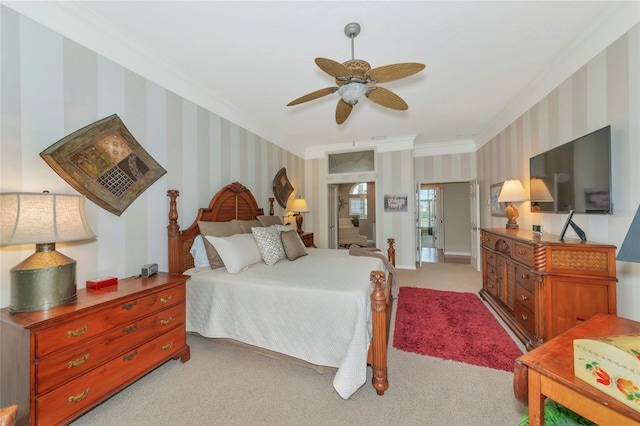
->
291;196;309;235
498;178;528;229
0;192;96;312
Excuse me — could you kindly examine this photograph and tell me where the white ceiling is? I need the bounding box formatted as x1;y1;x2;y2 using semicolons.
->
6;1;639;158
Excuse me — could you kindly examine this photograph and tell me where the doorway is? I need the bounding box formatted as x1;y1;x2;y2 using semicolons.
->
332;181;376;249
418;185;441;262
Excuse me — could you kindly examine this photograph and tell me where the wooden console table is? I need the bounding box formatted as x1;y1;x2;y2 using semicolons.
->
514;314;640;426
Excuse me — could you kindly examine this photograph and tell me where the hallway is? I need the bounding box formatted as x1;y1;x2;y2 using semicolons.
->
420;231;469;264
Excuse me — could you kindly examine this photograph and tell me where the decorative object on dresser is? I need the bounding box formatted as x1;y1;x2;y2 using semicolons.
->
497;178;528;229
514;314;640;426
40;114;167;216
0;192;96;313
480;228;617;350
559;209;587;241
617;203;640;263
291;196;310;235
0;272;191;426
272;167;294;208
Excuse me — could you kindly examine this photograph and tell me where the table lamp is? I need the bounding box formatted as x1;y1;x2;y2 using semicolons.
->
498;178;528;229
291;197;309;235
0;192;96;312
617;204;640;263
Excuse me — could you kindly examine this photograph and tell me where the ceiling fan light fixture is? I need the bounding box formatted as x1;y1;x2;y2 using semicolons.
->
338;82;367;105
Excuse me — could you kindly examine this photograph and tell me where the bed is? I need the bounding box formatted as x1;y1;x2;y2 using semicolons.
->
166;182;396;398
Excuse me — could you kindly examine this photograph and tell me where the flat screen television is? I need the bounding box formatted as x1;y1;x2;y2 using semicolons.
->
529;125;611;214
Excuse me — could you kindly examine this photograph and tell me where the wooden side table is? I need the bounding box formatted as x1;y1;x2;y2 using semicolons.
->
514;314;640;425
301;232;315;248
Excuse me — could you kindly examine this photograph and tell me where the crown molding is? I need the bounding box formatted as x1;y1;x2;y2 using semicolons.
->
413;139;477;157
304;135;416;159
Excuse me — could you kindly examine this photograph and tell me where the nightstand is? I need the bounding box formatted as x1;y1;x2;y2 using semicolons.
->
301;232;315;248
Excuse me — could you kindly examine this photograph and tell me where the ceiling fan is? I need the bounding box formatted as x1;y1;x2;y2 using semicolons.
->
287;22;425;124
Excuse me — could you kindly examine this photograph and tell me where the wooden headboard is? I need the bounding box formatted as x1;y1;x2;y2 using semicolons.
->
167;182;274;274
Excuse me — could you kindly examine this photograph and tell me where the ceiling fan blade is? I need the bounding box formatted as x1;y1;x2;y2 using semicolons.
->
287;87;338;106
335;99;353;124
367;63;425;83
315;58;351;79
366;87;409;110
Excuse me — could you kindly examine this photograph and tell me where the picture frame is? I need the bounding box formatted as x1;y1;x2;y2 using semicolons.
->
384;194;408;212
272;167;294;208
328;150;375;174
490;182;507;217
40;114;166;216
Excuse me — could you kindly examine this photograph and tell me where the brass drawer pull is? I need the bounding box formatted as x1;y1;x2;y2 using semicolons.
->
121;300;138;310
122;323;138;334
68;325;89;338
521;273;529;279
68;387;89;404
160;295;172;304
520;295;528;301
160;317;173;326
162;342;174;351
517;248;527;255
68;354;90;369
122;349;138;361
521;314;528;321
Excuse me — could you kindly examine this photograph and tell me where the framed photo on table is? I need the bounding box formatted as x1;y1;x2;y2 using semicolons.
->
490;182;506;217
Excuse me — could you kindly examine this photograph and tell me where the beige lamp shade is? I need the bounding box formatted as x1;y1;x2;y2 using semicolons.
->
498;179;528;203
530;178;554;202
291;197;309;213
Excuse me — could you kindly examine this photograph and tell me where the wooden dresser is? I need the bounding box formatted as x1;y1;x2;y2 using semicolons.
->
480;228;617;350
0;272;190;425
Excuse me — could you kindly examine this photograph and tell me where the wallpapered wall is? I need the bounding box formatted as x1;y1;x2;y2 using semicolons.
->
0;7;305;308
477;24;640;321
414;152;476;184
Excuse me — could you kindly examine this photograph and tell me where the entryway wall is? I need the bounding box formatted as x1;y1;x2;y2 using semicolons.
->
441;182;471;256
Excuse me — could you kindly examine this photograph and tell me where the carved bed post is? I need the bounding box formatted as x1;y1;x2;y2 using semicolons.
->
370;270;388;395
269;198;275;216
387;238;396;267
167;190;181;273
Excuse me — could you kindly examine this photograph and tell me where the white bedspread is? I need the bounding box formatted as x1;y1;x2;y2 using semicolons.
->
185;248;385;399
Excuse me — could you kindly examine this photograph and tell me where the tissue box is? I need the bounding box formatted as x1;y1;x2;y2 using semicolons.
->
574;334;640;412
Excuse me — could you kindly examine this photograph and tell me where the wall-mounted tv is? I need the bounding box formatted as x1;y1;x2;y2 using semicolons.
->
529;125;611;214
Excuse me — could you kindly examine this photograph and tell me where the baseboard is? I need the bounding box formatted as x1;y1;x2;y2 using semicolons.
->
443;251;471;256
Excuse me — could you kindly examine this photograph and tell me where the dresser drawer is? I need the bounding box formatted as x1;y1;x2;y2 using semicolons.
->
516;284;535;313
35;326;186;426
515;265;535;293
515;303;536;336
484;250;497;267
482;232;497;249
35;285;185;358
36;303;185;395
513;242;535;267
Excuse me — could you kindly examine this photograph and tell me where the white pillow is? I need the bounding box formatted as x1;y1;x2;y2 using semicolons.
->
205;233;263;273
189;235;210;268
251;225;287;265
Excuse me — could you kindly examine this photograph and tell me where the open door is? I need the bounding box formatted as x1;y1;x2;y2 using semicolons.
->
415;180;422;267
327;185;338;249
469;179;481;270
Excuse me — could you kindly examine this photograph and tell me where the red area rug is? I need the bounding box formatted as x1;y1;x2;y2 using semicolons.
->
393;287;523;371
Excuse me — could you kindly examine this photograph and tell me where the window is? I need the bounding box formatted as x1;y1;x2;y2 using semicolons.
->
349;183;367;219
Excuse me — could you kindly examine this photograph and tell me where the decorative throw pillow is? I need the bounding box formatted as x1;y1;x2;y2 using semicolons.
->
257;215;283;227
189;235;210;268
251;225;286;265
275;224;307;253
205;233;263;273
281;230;308;261
198;221;243;269
234;219;262;233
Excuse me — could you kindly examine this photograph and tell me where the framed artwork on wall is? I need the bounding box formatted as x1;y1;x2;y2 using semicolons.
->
384;194;408;212
328;150;375;174
490;182;506;217
40;114;166;216
272;167;294;208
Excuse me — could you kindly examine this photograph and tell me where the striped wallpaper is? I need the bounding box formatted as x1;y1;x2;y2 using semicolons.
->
477;23;640;321
0;7;304;308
